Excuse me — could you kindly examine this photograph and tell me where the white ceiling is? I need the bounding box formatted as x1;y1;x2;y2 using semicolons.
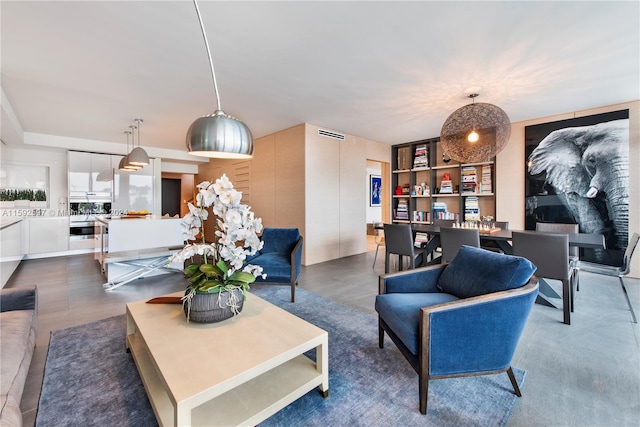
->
2;1;639;156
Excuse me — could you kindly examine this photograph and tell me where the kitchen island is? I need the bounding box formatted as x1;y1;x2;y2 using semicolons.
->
96;215;184;290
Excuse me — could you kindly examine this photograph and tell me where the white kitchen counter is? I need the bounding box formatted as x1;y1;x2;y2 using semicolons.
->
0;217;23;230
0;217;24;287
96;215;184;253
96;215;185;287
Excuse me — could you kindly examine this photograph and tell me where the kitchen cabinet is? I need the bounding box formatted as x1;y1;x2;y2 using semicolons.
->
392;138;496;224
27;217;69;254
0;218;24;287
112;157;155;214
68;151;113;194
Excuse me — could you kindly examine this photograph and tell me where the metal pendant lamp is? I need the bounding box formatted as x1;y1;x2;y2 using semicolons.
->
118;130;140;171
186;0;253;159
128;118;150;166
440;93;511;163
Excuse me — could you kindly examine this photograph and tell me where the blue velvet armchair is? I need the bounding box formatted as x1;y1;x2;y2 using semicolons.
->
375;245;539;414
248;228;304;302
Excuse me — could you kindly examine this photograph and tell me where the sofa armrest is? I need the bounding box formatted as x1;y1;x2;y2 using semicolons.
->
379;264;446;295
290;235;304;283
0;286;37;312
421;278;538;376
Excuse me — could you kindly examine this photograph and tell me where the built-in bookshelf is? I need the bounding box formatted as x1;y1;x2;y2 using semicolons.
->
391;138;496;224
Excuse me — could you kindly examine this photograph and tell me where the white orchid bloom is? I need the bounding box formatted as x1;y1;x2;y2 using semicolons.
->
213;174;234;194
225;208;242;225
218;189;242;206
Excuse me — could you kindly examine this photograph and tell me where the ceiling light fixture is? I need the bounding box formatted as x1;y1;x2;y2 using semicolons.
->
185;0;254;159
440;93;511;163
118;130;136;171
128;118;150;166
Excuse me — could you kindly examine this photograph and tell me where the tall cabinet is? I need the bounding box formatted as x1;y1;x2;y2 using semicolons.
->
391;138;496;224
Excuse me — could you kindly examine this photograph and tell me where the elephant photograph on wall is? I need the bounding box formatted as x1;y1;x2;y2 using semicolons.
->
525;109;629;266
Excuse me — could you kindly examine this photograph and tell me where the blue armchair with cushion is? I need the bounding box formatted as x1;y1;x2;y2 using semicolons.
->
248;228;304;302
375;245;538;414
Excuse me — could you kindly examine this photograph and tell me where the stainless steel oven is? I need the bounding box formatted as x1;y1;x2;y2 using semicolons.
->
69;193;112;249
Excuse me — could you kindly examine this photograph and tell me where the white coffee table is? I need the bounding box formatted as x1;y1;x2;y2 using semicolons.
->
126;292;329;426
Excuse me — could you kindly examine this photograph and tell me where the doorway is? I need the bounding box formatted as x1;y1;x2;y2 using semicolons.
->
161;178;181;217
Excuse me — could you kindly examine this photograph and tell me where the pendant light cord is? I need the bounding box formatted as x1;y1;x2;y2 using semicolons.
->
193;0;221;112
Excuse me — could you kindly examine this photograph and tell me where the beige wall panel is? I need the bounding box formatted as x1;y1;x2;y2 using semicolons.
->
497;101;639;276
340;136;367;258
251;134;276;227
305;124;341;265
274;125;305;232
366;139;390;162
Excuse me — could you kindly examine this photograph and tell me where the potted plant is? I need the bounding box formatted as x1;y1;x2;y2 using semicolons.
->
14;189;31;207
0;189;14;208
32;189;47;208
169;174;265;323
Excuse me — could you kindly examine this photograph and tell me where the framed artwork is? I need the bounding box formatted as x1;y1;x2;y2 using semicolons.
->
370;175;381;207
524;109;629;266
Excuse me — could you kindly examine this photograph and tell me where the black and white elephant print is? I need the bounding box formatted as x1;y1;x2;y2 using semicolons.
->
528;119;629;261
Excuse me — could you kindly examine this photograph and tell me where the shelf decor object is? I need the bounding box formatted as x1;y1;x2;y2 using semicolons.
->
440;93;511;163
186;0;254;159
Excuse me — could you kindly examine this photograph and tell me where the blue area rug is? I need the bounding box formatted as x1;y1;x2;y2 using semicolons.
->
36;285;525;426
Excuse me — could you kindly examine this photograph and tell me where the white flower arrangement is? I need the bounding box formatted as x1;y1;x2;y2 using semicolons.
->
168;174;266;316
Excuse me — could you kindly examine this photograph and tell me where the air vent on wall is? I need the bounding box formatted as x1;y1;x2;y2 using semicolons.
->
318;129;345;140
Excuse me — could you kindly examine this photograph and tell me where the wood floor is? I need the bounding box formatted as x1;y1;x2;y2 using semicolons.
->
8;236;640;426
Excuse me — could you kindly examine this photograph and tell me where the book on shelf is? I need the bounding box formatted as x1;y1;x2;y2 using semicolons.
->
412;211;429;222
439;179;453;194
413;144;429;168
481;164;493;193
464;196;480;221
397;147;411;170
414;232;430;246
394;198;409;220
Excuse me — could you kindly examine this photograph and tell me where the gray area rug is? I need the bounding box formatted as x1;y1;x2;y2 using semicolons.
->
36;285;525;426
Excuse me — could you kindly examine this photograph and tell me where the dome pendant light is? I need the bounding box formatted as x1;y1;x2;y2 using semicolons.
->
125;127;141;170
186;0;254;159
128;118;150;166
118;130;138;171
440;93;511;163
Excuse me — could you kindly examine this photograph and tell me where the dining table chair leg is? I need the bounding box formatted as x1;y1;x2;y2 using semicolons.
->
562;278;571;325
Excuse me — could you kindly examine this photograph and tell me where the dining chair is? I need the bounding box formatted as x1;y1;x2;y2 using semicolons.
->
536;222;580;292
579;232;639;323
372;222;385;268
512;231;573;325
383;223;427;274
440;227;480;263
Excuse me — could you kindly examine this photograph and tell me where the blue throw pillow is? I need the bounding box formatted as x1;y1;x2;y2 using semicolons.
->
437;245;537;298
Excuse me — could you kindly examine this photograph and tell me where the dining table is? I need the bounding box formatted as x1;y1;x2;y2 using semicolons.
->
410;223;605;256
408;223;606;310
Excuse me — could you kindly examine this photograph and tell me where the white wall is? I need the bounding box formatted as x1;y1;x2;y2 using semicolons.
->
1;145;69;212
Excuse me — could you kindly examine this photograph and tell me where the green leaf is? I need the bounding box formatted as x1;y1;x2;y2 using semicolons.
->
184;263;200;277
198;280;223;293
228;271;257;284
189;271;204;283
216;260;229;275
199;263;223;278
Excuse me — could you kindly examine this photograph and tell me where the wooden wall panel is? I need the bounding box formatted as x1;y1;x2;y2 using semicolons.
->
305;124;340;265
275;125;306;231
250;134;276;227
340;136;367;258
